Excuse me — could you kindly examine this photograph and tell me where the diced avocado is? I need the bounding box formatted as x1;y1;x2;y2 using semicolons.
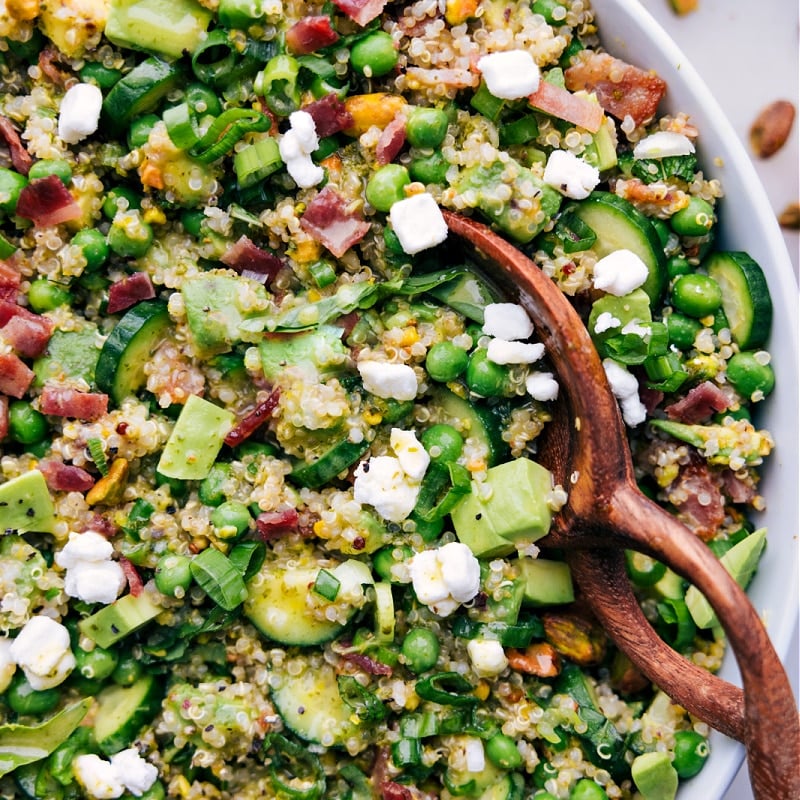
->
79;590;162;648
518;557;575;606
451;458;553;558
93;674;163;755
426;270;499;324
574;93;618;171
259;324;347;381
588;288;652;354
685;528;766;629
631;752;679;800
652;567;686;600
0;471;55;534
33;327;101;388
182;273;269;355
105;0;213;60
157;395;235;480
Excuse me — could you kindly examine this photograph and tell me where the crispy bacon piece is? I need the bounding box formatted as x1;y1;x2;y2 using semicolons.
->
721;469;757;505
302;93;354;138
119;556;144;597
0;115;32;176
255;508;300;540
106;272;156;315
669;456;725;541
0;395;8;441
300;186;370;258
341;650;393;676
15;175;83;227
376;113;407;165
0;353;34;398
38;460;96;492
0;260;21;302
380;783;414;800
528;79;604;132
224;389;281;447
38;46;70;86
332;0;388;26
665;380;729;424
40;385;108;421
564;51;667;126
0;301;54;358
286;16;340;54
220;235;283;283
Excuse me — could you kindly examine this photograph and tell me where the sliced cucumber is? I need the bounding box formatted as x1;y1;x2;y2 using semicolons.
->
569;191;667;305
705;251;772;348
95;300;170;405
93;674;163;755
288;438;370;489
429;387;509;467
271;661;362;747
427;270;499;323
479;773;525;800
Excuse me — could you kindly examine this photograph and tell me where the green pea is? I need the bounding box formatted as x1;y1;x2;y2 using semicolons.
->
532;0;566;24
485;733;523;770
6;673;60;715
408;150;449;185
79;62;123;89
210;500;252;539
670;196;715;237
726;351;775;398
71;228;109;271
421;424;464;464
666;312;701;350
0;167;28;214
672;730;710;778
28;159;72;186
8;401;48;445
181;210;206;237
128;113;160;149
366;164;410;212
401;628;440;673
670;274;722;318
410;511;443;543
373;544;413;583
406;107;449;149
350;31;398;78
570;779;609;800
103;186;142;220
112;654;143;686
425;341;469;382
155;553;194;597
465;348;511;397
27;278;72;312
74;645;118;682
666;255;692;278
199;463;231;507
107;213;154;259
185;82;223;117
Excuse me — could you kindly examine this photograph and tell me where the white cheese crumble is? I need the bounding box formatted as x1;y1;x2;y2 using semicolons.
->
603;358;647;427
633;131;695;159
357;360;418;401
407;542;480;617
477;50;541;99
109;748;160;797
58;82;103;144
543;149;600;200
486;339;545;365
389;193;448;254
464;737;487;773
467;638;509;677
74;754;125;800
593;249;649;296
593;311;621;334
390;428;430;481
279;110;324;189
55;530;126;605
526;371;559;402
621;319;651;338
354;456;419;523
482;303;534;341
0;637;16;693
8;616;75;690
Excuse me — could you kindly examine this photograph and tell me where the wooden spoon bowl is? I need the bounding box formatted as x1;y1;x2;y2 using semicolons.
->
443;210;800;798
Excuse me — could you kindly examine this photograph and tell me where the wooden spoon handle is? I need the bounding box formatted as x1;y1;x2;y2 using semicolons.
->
608;485;800;798
568;547;746;739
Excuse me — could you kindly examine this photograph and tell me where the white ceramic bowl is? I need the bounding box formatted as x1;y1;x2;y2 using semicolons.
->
590;0;799;796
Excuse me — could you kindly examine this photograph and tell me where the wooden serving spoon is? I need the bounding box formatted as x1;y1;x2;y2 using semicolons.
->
443;210;800;799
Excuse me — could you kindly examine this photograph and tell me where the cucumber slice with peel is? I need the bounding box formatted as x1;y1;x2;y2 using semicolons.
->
94;674;163;755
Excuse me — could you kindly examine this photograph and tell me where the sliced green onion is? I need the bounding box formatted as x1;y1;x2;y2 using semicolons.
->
470;80;504;121
339;764;372;800
233;136;282;188
309;260;337;289
336;675;387;721
656;597;696;651
190;547;248;610
265;733;326;800
228;541;265;582
312;568;341;601
391;737;422;767
451;616;544;648
86;437;109;476
415;672;479;707
400;710;440;739
624;550;667;587
163;102;200;150
499;114;540;146
189;107;272;163
191;29;238;86
413;461;471;522
373;581;395;643
255;55;301;117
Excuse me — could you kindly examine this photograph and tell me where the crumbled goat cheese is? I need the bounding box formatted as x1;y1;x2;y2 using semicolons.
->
526;371;559;402
8;616;75;690
464;737;487;773
467;638;509;677
407;542;480;617
279;110;324;189
354;455;420;523
389;193;448;254
74;754;125;800
633;131;695;159
390;428;430;481
477;50;540;99
594;311;622;334
543;149;600;200
603;358;647;426
109;748;159;797
58;82;103;144
56;530;126;605
487;339;545;365
482;303;534;341
357;360;418;401
0;637;16;693
593;249;649;296
621;319;651;338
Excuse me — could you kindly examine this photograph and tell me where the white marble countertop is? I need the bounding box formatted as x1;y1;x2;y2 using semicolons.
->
638;3;799;797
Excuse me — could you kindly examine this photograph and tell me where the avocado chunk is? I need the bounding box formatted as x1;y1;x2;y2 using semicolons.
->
157;395;236;480
631;752;679;800
0;471;55;534
182;273;269;355
588;288;652;357
79;590;162;648
518;557;574;606
105;0;213;60
685;528;766;629
451;458;553;558
259;324;347;381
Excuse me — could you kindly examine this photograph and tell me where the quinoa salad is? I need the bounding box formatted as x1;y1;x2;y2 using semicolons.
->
0;1;780;799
